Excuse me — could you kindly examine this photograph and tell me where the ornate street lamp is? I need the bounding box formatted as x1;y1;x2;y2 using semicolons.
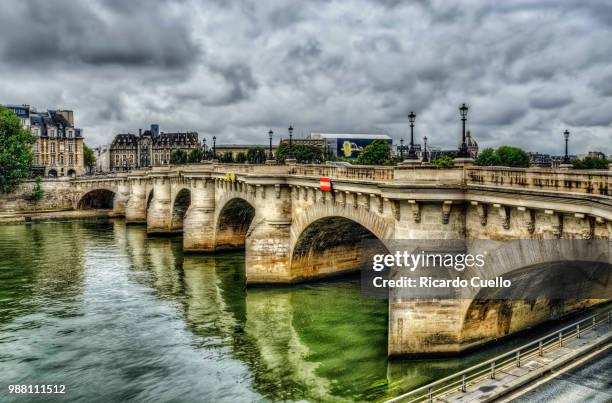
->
407;111;417;159
399;138;405;160
287;125;295;160
563;130;570;164
422;136;429;163
268;129;274;159
457;103;470;158
212;135;217;159
202;138;207;160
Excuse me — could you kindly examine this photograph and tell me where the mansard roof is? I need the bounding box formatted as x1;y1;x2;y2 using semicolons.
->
111;133;138;146
152;132;199;145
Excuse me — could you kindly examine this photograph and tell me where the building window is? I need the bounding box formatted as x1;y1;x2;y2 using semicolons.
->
69;155;73;165
68;130;73;138
68;143;73;152
50;129;55;137
51;155;55;165
60;155;64;164
50;143;55;153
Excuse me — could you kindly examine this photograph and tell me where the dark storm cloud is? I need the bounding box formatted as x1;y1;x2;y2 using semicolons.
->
0;0;611;155
0;0;200;69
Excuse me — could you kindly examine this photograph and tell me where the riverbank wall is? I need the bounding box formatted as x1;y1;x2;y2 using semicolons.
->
0;179;75;213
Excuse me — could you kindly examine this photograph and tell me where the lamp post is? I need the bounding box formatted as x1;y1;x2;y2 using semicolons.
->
407;111;417;159
286;125;296;163
563;130;570;164
422;136;429;163
457;103;470;158
268;129;274;159
399;138;405;160
212;136;217;159
203;138;207;160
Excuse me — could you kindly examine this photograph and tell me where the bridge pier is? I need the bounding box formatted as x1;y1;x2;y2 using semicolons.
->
126;178;147;223
112;180;129;217
246;184;293;284
184;178;216;252
147;177;173;234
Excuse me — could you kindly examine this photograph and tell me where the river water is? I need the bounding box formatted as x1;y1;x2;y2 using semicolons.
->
0;220;603;402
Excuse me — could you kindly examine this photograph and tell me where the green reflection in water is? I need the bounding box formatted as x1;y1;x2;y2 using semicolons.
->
1;220;603;402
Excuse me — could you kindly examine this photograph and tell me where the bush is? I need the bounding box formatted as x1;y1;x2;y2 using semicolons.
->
170;149;188;164
31;176;44;201
246;147;267;164
187;148;204;163
431;155;454;168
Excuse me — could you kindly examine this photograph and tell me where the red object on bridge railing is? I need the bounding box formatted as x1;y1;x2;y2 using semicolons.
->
320;177;332;191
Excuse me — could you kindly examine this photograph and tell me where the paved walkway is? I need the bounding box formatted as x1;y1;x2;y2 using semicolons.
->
512;348;612;403
442;325;612;402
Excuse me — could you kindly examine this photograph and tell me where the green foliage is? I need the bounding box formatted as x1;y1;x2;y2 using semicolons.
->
170;148;188;164
218;152;235;163
0;106;35;193
83;144;96;168
476;146;530;167
475;148;500;166
187;148;204;163
31;176;44;201
246;147;267;164
573;156;609;169
355;140;392;165
275;142;324;164
431;155;455;168
235;151;247;163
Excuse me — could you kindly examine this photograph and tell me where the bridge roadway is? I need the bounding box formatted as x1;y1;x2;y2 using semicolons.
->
24;163;612;357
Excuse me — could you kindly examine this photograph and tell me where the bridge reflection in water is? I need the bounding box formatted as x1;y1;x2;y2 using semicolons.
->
113;221;602;401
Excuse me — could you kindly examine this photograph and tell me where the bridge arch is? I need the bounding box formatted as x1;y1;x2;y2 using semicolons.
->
289;204;392;281
459;240;611;348
171;188;191;231
214;196;256;250
77;188;116;209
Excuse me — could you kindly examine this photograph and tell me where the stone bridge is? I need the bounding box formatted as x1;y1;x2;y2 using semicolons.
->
64;163;612;357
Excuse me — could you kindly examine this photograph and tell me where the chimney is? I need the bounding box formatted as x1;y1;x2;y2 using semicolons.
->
139;128;142;135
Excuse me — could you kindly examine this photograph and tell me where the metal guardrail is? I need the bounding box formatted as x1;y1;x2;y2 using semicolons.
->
386;305;612;403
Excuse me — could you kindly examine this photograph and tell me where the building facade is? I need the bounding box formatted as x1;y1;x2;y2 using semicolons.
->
94;145;111;173
109;124;200;171
3;104;85;177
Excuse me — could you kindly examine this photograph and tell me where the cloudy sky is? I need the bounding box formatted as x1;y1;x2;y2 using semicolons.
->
1;0;611;154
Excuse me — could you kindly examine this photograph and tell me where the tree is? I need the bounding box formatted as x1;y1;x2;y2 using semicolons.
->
246;147;267;164
170;149;188;164
431;155;454;168
31;176;44;201
573;156;609;169
83;144;96;173
275;143;324;164
218;152;235;163
475;146;529;168
475;148;500;166
187;148;204;163
235;152;247;163
355;140;392;165
0;106;35;193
